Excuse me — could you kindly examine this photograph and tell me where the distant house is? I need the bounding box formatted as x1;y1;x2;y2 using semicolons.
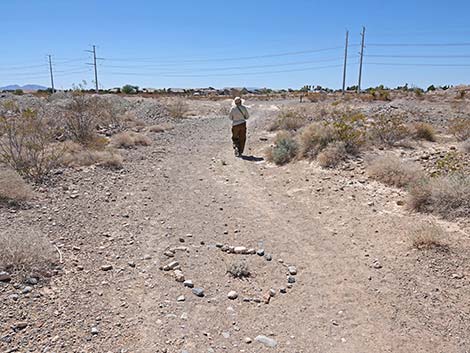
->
167;88;186;94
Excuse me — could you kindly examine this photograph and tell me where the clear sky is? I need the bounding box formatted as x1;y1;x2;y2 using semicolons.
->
2;0;470;90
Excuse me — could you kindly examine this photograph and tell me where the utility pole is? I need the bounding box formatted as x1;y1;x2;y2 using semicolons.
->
48;55;55;93
357;26;366;94
86;45;99;93
342;30;349;94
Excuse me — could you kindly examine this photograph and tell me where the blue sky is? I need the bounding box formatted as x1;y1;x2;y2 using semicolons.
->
2;0;470;89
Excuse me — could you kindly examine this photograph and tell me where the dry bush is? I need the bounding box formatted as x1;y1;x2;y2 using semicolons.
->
369;113;410;146
166;98;189;119
0;102;63;182
268;131;298;165
227;261;250;279
317;142;348;168
269;107;307;131
111;132;151;149
63;95;115;144
0;227;55;275
449;117;470;141
413;122;436;142
409;223;447;250
61;141;123;169
147;123;174;133
367;155;425;188
329;111;367;154
298;123;335;159
0;169;33;205
408;173;470;219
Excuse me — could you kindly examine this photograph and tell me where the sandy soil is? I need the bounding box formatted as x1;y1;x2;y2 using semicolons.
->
1;97;469;353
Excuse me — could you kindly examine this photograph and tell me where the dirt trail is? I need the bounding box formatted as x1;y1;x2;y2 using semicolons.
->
103;113;468;352
1;103;468;353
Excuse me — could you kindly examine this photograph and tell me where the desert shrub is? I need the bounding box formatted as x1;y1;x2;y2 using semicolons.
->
148;124;173;133
367;155;425;188
0;102;63;182
0;169;33;205
433;151;464;176
330;111;367;154
369;88;391;101
0;227;55;275
317;142;348;168
269;132;298;165
62;95;117;143
111;132;151;148
269;108;307;131
298;123;335;158
413;122;436;142
408;173;470;219
227;261;250;279
61;141;123;169
166;98;189;119
121;84;137;94
448;117;470;141
369;113;410;146
409;223;446;250
13;89;24;96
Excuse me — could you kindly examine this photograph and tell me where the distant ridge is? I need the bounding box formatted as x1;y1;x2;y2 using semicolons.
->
0;84;48;91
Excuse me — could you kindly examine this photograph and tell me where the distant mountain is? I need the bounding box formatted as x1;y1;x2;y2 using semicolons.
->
0;84;48;91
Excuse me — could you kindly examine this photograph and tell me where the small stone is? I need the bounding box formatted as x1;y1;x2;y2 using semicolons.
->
221;245;229;252
91;327;99;335
247;248;256;255
215;243;223;248
163;261;179;271
128;261;136;268
183;280;194;288
372;261;382;269
192;288;205;297
22;286;32;294
227;291;238;300
222;332;230;338
143;254;152;260
244;337;252;344
0;271;11;282
256;249;265;256
280;287;287;294
269;288;276;297
234;246;247;254
255;335;277;348
288;266;297;275
177;295;185;302
163;251;175;258
25;277;38;285
174;270;185;282
14;322;28;330
396;200;405;206
452;273;464;279
287;276;296;284
101;264;113;271
264;254;272;261
9;294;19;301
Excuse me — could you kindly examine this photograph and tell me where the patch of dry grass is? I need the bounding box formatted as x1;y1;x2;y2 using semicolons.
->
61;141;123;169
0;169;33;205
111;132;151;148
298;123;335;159
317;142;348;168
449;117;470;141
269;107;307;131
367;155;425;188
409;222;447;250
408;173;470;219
227;261;250;279
147;123;174;133
0;227;55;275
166;98;190;119
413;122;436;142
267;131;298;165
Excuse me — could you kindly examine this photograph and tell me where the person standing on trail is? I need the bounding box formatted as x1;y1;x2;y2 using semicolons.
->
228;97;249;157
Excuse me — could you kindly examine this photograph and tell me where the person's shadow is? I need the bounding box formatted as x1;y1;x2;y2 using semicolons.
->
241;155;264;162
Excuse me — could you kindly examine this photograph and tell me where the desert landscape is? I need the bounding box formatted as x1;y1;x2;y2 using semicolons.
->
0;88;468;352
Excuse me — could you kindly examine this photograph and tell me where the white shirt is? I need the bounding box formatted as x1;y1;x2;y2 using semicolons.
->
229;105;249;126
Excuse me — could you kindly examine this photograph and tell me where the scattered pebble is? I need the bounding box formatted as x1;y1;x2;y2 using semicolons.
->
192;288;205;297
101;264;113;271
255;335;277;348
227;291;238;300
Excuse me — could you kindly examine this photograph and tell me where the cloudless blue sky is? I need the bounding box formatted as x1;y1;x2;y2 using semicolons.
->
2;0;470;89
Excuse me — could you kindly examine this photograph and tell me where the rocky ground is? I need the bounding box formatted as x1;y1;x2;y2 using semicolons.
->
0;94;469;353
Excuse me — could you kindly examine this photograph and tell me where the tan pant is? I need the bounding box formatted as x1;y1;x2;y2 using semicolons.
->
231;122;246;155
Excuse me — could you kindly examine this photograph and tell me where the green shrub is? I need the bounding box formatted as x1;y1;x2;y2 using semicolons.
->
269;108;307;131
369;113;410;146
269;132;298;165
298;123;335;159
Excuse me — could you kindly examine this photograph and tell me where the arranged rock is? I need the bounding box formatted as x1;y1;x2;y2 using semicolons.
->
163;261;179;271
101;264;113;271
13;322;28;330
183;280;194;288
255;335;277;348
287;276;296;284
177;295;185;302
91;327;99;335
280;287;287;294
0;271;11;282
22;286;32;294
372;260;382;269
234;246;247;254
288;266;297;275
128;261;136;268
192;288;205;297
264;254;273;261
163;250;175;258
25;277;38;285
227;291;238;300
244;337;252;344
256;249;265;256
174;270;185;282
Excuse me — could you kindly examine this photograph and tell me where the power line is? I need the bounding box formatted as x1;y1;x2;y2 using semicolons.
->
366;62;470;67
365;54;470;58
368;42;470;47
